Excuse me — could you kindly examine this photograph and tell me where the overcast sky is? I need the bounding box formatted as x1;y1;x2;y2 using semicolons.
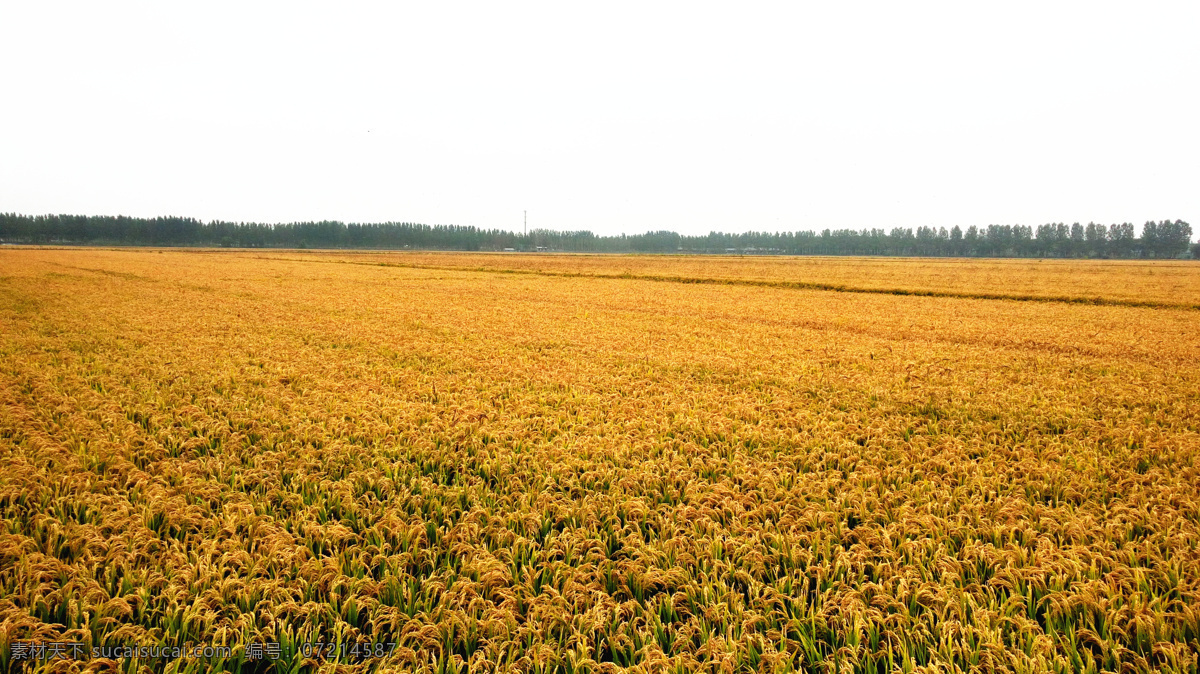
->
1;2;1196;237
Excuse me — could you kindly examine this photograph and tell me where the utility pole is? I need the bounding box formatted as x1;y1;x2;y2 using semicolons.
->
524;210;527;237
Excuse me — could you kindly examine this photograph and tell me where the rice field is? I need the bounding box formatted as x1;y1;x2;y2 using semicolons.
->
1;248;1198;673
267;251;1200;308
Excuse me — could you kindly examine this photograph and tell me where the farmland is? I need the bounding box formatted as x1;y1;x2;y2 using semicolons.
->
1;248;1198;673
275;251;1200;307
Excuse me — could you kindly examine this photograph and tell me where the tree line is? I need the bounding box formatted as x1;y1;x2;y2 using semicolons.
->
0;213;1194;258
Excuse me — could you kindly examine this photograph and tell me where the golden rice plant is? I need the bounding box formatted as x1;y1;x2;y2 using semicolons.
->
0;248;1197;673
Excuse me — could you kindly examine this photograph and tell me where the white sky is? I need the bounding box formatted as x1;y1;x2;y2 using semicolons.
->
1;2;1197;237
